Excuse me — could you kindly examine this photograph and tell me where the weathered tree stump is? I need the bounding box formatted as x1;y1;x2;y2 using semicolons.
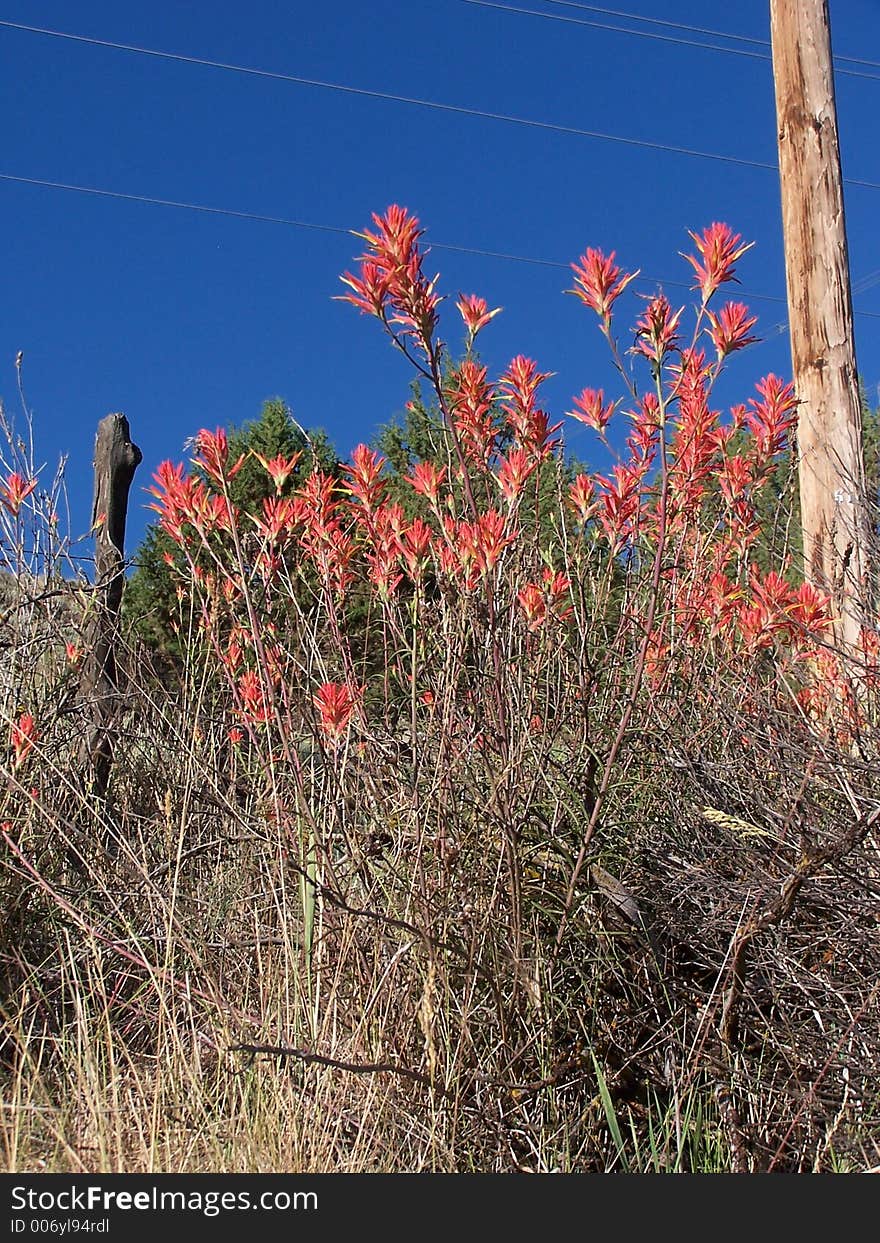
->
79;413;142;803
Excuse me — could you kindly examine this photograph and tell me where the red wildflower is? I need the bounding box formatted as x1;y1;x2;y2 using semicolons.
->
568;473;597;525
707;302;759;359
745;375;799;460
365;502;405;596
313;682;361;742
496;448;537;503
456;293;502;342
194;427;245;485
472;509;516;572
787;582;832;639
569;248;639;321
343;445;387;512
401;517;434;579
517;582;546;631
517;568;572;631
446;510;516;586
542;568;573;623
338;260;390;317
704;572;744;640
716;454;753;506
627;393;663;457
253;496;299;545
0;472;38;516
568;388;618;434
634;294;683;365
406;461;448;507
448;360;497;465
237;670;270;724
11;713;36;768
253;451;302;493
339;206;440;354
498;356;561;461
595;461;649;549
683;223;754;303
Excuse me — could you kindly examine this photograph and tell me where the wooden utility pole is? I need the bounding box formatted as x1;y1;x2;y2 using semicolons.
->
80;413;142;802
770;0;872;653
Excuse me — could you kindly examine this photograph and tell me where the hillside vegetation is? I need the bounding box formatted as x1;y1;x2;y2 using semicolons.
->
1;210;878;1173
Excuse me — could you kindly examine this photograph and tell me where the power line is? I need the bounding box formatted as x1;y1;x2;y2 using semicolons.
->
538;1;880;71
462;1;880;81
2;18;879;190
4;170;880;321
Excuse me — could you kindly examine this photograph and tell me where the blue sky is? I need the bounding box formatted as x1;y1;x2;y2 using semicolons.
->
2;0;879;553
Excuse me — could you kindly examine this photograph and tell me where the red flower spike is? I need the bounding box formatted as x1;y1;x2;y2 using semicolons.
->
568;388;618;433
406;461;448;507
542;567;574;623
448;360;497;465
339;206;441;356
787;582;833;639
627;393;662;456
716;454;753;506
313;682;361;743
401;518;434;578
254;496;299;545
498;356;561;460
569;248;639;321
0;472;38;516
237;670;270;725
343;445;387;512
707;302;759;359
194;428;245;485
683;223;754;303
11;713;37;768
634;295;683;365
253;450;302;493
338;261;390;317
745;375;799;460
457;293;502;341
568;473;597;525
517;582;547;632
496;448;537;503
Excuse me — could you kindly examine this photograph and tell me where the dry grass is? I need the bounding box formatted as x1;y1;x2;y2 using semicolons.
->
1;393;878;1174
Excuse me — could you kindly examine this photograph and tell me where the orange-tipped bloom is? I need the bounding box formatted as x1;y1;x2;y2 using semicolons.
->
745;374;799;460
707;302;759;359
683;223;754;303
343;445;387;511
568;473;597;525
11;713;36;768
339;206;441;355
517;582;546;632
456;293;502;341
634;294;683;364
496;448;536;503
406;461;447;507
194;427;245;485
0;472;37;516
569;248;639;321
517;568;572;632
313;682;361;742
253;451;302;493
568;387;618;433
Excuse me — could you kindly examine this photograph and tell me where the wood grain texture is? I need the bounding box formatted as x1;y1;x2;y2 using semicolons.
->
770;0;872;650
80;413;143;800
